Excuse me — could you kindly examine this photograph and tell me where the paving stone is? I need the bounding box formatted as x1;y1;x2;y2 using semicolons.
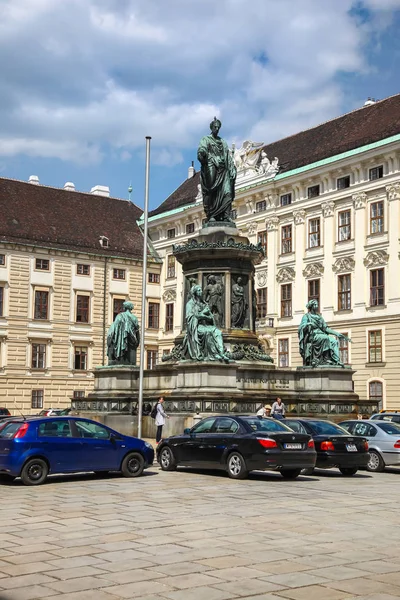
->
303;565;371;581
325;577;400;596
102;579;173;598
213;578;286;596
0;573;57;589
0;585;57;600
48;566;111;580
163;586;238;600
196;556;253;569
275;585;352;599
46;575;116;594
157;572;225;589
262;572;330;588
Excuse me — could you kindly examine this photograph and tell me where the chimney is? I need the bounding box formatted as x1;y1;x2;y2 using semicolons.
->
90;185;110;197
188;161;195;179
64;182;75;191
28;175;40;185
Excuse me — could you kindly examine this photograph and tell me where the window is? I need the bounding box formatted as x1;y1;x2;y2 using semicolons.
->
308;218;320;248
76;295;90;323
230;209;237;220
281;284;292;317
278;338;289;367
77;264;90;276
148;302;160;329
39;420;72;437
167;255;176;279
369;380;383;408
148;273;160;284
338;210;351;241
370;201;384;234
113;298;124;321
369;166;383;181
162;349;170;356
167;228;176;239
73;390;85;398
256;200;266;213
35;258;49;271
257;231;267;256
339;333;349;364
0;255;4;266
256;288;267;319
368;330;382;363
165;303;174;332
186;223;195;234
0;287;3;317
32;343;46;369
214;418;239;434
34;290;49;320
307;185;320;198
337;176;350;190
370;268;384;306
308;279;320;306
147;349;158;370
192;417;216;434
280;193;292;206
113;268;126;280
74;346;88;370
281;225;292;254
75;420;110;439
99;236;109;248
31;390;44;409
338;274;351;310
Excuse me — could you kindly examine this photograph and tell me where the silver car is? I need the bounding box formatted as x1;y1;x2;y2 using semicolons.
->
370;412;400;424
339;419;400;472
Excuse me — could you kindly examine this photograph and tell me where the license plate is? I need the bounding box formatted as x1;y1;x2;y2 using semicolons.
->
346;444;358;452
284;443;302;450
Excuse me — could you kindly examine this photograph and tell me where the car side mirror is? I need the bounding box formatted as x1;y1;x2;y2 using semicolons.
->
183;428;191;435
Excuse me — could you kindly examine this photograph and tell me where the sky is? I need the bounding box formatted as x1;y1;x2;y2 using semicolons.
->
0;0;399;210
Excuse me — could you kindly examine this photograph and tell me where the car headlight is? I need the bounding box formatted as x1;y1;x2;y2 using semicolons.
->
144;442;153;450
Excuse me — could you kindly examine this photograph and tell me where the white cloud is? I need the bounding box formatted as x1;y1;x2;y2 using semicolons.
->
0;0;397;165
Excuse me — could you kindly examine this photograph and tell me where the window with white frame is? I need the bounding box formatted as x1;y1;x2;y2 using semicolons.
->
280;193;292;206
35;258;50;271
77;264;90;276
369;380;383;409
339;333;349;365
31;389;44;409
338;274;351;311
337;175;350;189
278;338;289;367
281;225;292;254
308;218;320;248
368;330;383;363
256;200;266;212
147;349;158;369
0;286;3;317
113;268;126;280
32;343;46;369
0;254;5;266
369;166;383;181
338;210;351;241
370;201;384;234
74;346;88;370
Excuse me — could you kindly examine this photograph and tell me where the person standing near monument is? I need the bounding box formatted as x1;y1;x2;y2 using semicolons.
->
155;397;169;444
271;397;286;420
197;117;237;223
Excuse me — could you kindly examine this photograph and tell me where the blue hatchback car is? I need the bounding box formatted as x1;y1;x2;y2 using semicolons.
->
0;416;154;485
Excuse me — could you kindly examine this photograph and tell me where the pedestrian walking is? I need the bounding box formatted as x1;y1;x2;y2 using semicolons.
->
271;397;286;420
256;404;272;418
155;397;169;443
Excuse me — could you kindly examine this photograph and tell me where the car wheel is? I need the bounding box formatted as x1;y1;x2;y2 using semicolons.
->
20;458;48;486
280;468;302;479
227;452;248;480
339;467;358;476
159;447;177;471
301;467;315;475
367;450;385;472
121;452;145;478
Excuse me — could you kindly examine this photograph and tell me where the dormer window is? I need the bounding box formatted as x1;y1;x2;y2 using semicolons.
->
99;236;109;248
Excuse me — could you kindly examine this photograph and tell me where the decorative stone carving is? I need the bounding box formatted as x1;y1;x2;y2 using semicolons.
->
227;343;273;363
231;275;248;329
204;274;224;327
386;182;400;201
266;216;279;231
293;209;306;225
276;267;295;283
173;238;264;255
363;250;389;267
195;183;203;202
233;140;279;179
302;262;324;278
163;288;177;302
352;192;367;210
332;257;355;273
247;222;258;235
266;193;277;208
257;269;267;287
322;201;335;218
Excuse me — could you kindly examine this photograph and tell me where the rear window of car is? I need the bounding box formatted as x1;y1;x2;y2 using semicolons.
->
0;408;11;416
376;422;400;435
0;422;23;438
307;421;349;436
371;414;400;422
243;418;292;433
284;420;308;434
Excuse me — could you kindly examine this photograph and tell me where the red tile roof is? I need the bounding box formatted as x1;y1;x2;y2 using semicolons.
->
149;93;400;218
0;178;148;259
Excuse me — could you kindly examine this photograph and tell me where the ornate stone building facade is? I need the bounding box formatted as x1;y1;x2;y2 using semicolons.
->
147;94;400;410
0;179;161;413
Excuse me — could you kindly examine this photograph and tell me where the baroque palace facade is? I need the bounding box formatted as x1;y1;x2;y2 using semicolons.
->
147;94;400;411
0;179;161;413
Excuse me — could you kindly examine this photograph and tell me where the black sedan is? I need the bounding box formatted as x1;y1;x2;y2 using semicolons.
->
281;418;369;476
157;415;316;480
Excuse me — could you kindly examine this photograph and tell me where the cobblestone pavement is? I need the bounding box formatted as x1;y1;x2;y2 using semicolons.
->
1;463;400;600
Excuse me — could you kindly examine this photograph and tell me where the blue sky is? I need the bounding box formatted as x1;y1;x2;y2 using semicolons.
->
0;0;399;211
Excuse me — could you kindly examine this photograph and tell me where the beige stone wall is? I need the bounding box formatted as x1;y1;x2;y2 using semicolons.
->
0;244;160;414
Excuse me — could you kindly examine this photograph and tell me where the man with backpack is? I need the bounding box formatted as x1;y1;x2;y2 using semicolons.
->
151;397;169;443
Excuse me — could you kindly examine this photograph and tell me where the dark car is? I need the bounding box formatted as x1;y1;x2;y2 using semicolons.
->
157;415;316;480
0;408;11;420
370;412;400;424
0;416;154;485
281;418;369;476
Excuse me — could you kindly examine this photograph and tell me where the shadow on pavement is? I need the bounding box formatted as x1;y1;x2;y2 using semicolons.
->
0;470;158;486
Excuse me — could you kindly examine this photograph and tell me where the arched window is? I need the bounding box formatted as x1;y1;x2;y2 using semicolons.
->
369;380;383;410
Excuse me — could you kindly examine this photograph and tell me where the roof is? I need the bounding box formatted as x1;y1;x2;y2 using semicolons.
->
149;93;400;218
0;178;151;260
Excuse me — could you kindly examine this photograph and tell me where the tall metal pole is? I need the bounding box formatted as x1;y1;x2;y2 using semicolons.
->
138;136;151;439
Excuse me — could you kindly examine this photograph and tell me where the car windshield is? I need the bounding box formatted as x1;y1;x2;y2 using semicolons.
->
242;418;292;433
308;421;349;436
376;422;400;435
